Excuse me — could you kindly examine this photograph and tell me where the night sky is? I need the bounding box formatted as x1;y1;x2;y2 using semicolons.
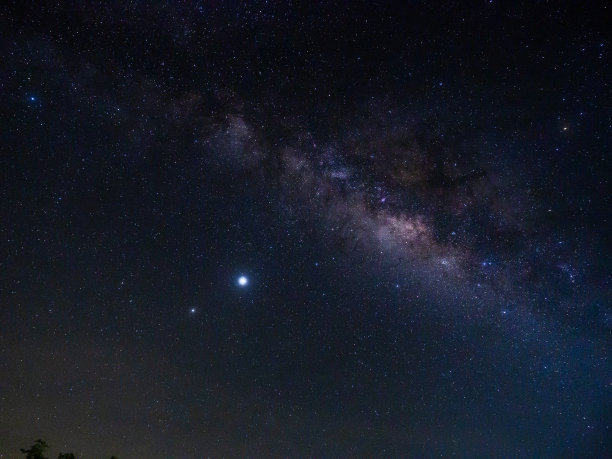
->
1;1;611;457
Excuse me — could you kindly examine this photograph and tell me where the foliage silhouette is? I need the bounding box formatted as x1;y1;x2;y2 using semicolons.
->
20;439;49;459
20;439;118;459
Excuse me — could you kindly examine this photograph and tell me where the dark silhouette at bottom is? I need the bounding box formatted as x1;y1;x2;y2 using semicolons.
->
20;439;118;459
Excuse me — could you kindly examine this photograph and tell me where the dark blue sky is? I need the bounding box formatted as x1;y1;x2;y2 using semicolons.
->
1;1;610;457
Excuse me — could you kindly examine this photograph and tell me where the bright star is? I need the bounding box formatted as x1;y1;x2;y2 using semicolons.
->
238;276;248;286
190;307;196;313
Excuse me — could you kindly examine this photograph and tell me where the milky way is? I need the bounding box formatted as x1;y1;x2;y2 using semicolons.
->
195;99;597;328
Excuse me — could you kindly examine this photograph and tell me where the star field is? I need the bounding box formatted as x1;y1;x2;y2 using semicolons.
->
0;1;611;457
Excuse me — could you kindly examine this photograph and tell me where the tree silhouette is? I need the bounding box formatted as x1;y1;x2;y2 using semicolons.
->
20;439;118;459
20;439;49;459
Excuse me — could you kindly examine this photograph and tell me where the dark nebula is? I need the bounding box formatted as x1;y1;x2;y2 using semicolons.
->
1;1;610;457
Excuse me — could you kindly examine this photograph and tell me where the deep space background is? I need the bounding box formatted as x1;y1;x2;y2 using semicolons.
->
1;1;611;457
